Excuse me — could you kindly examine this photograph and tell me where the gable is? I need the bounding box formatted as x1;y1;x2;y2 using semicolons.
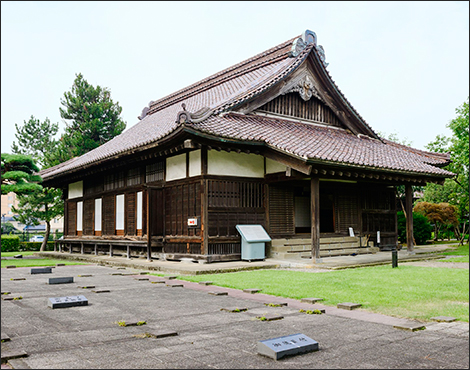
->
255;92;343;129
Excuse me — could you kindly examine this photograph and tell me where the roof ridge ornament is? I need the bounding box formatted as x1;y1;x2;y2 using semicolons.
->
289;29;328;66
138;101;155;120
176;105;213;124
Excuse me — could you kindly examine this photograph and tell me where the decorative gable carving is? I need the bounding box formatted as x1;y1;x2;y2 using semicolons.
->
282;74;322;102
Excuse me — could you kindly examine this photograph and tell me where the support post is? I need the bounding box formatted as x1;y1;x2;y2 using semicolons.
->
311;177;321;263
80;242;84;254
94;244;98;255
109;244;113;257
405;184;414;254
127;245;131;259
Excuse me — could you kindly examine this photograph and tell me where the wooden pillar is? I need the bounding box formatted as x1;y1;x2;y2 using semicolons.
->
201;179;209;256
311;177;321;263
147;245;151;261
405;184;414;254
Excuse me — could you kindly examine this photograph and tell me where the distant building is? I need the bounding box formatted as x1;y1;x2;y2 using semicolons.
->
1;192;64;233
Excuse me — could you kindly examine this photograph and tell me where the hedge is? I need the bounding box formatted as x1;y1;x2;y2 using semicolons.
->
1;235;20;252
397;211;432;245
19;241;55;251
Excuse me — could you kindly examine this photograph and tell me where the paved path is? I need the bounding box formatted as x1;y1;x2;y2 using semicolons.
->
1;264;468;369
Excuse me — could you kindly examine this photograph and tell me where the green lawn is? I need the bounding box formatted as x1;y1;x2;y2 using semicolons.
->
1;258;89;268
439;243;469;262
179;265;469;322
1;251;38;257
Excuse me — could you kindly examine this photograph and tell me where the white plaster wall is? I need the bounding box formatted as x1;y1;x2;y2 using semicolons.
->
189;150;201;177
166;153;187;181
68;181;83;199
76;201;83;231
94;198;102;231
136;191;143;230
266;158;286;174
115;194;125;230
207;150;264;178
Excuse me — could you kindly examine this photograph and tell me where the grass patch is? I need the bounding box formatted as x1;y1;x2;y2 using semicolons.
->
1;251;37;257
441;244;469;256
1;258;89;268
440;256;469;263
179;266;469;322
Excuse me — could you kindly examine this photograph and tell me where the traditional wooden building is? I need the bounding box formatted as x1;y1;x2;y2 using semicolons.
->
40;30;454;263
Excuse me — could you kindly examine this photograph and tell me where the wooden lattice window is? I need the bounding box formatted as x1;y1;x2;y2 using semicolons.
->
146;161;164;183
127;168;142;186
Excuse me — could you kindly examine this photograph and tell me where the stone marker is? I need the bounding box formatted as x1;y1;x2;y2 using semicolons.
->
257;314;284;321
56;263;65;266
264;302;288;307
116;267;126;270
48;277;74;285
10;278;26;281
6;265;16;269
243;289;261;294
257;333;319;360
393;323;426;332
110;272;123;276
149;330;178;338
48;295;88;309
77;274;93;277
220;307;248;312
2;296;22;301
31;267;52;274
430;316;456;323
165;275;178;280
78;285;95;289
301;298;324;304
91;289;110;293
150;280;165;284
0;349;28;362
208;291;228;296
13;254;23;259
166;283;183;288
139;271;149;275
198;281;213;286
135;277;150;281
337;302;362;310
1;332;11;342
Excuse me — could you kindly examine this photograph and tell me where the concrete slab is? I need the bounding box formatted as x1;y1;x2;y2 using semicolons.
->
1;262;468;369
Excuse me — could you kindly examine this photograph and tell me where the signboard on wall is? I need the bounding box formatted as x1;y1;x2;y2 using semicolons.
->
187;216;201;228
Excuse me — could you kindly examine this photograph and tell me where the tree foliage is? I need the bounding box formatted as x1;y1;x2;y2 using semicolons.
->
423;98;469;243
10;115;59;168
54;73;126;164
1;153;42;195
12;187;64;251
413;202;459;241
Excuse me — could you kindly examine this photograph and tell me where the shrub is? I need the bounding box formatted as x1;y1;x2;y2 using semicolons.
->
1;235;20;252
19;241;55;251
397;211;432;245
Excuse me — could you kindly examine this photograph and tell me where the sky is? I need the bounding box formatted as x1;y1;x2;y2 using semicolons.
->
1;1;469;155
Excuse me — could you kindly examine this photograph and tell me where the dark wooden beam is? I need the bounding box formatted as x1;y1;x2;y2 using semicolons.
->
405;184;414;254
311;177;321;263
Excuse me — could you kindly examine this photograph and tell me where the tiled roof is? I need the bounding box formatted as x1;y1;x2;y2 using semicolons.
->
191;113;454;177
40;32;454;181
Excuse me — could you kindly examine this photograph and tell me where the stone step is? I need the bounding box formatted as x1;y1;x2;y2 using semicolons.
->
271;242;361;253
272;246;379;260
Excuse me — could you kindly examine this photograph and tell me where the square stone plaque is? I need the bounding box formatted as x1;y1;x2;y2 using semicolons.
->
258;333;319;360
48;277;74;285
31;267;52;274
48;295;88;309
